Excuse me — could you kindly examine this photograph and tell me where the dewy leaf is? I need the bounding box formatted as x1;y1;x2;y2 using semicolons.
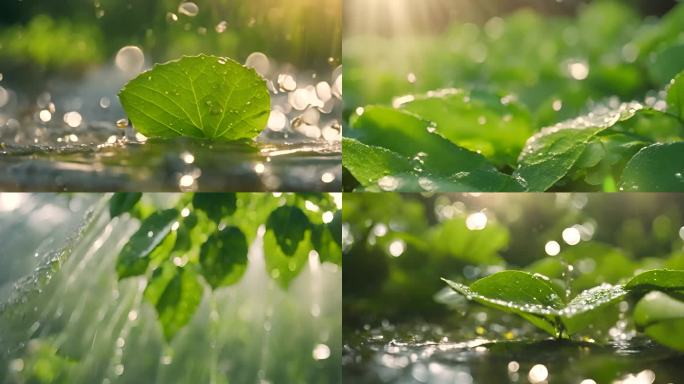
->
515;102;645;191
343;137;525;192
199;226;248;289
347;106;495;177
192;193;237;223
619;142;684;192
633;291;684;351
443;271;627;338
625;269;684;293
144;263;204;341
116;209;179;278
399;89;533;167
265;205;310;256
119;55;270;140
667;70;684;119
109;192;142;218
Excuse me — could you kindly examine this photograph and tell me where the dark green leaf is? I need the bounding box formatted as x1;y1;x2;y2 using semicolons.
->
329;210;342;247
109;192;142;218
266;205;310;256
199;226;248;289
119;55;270;140
311;223;341;265
116;209;179;278
648;44;684;86
192;193;237;223
619;142;684;192
144;263;204;341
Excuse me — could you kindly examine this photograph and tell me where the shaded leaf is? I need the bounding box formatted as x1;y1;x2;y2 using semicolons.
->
666;70;684;119
144;263;204;341
109;192;142;218
311;223;341;265
634;291;684;351
266;205;310;256
116;209;179;278
199;226;248;289
192;193;237;223
619;142;684;192
119;55;270;140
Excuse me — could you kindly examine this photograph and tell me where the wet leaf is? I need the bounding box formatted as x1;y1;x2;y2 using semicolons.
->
199;226;248;289
192;193;237;223
119;54;270;140
266;205;310;256
443;271;627;337
109;192;142;218
144;263;204;341
514;103;645;191
625;269;684;293
400;89;533;166
619;142;684;192
667;70;684;118
634;291;684;351
347;106;495;177
116;209;179;278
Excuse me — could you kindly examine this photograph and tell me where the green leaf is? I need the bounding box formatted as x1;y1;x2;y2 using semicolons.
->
429;217;508;265
634;291;684;351
329;210;342;248
515;103;645;191
144;263;204;341
118;55;270;140
109;192;142;218
399;89;533;166
619;142;684;192
263;229;311;288
648;44;684;86
311;223;341;265
348;106;495;177
266;205;310;256
442;271;627;338
625;269;684;293
199;226;248;289
667;71;684;119
192;193;237;223
343;137;525;192
116;209;179;278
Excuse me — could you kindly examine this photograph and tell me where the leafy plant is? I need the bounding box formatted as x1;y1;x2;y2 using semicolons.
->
345;70;684;192
110;192;341;340
443;269;684;347
119;54;270;141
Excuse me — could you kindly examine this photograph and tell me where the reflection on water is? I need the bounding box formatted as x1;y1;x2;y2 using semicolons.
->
0;194;341;383
0;52;342;191
344;323;683;384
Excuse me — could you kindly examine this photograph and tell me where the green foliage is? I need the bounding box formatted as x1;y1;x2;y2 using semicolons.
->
443;272;627;338
344;1;684;192
119;55;270;141
266;205;310;256
619;142;684;191
109;192;143;218
113;193;340;341
444;269;684;346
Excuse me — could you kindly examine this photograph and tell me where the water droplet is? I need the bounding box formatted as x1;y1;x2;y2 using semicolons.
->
115;46;144;74
215;20;228;33
116;118;129;128
178;2;199;17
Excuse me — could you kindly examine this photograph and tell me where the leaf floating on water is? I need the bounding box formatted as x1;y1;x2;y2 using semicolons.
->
118;55;270;141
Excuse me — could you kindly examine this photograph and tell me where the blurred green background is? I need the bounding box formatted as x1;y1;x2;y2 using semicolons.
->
343;193;684;327
344;0;684;126
0;0;341;73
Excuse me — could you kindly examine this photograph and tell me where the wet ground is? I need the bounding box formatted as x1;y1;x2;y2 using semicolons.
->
0;59;342;192
343;323;684;383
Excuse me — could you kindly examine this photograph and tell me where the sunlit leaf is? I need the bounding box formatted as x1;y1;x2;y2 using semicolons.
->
625;269;684;293
634;291;684;351
119;55;270;140
263;230;311;288
667;70;684;119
